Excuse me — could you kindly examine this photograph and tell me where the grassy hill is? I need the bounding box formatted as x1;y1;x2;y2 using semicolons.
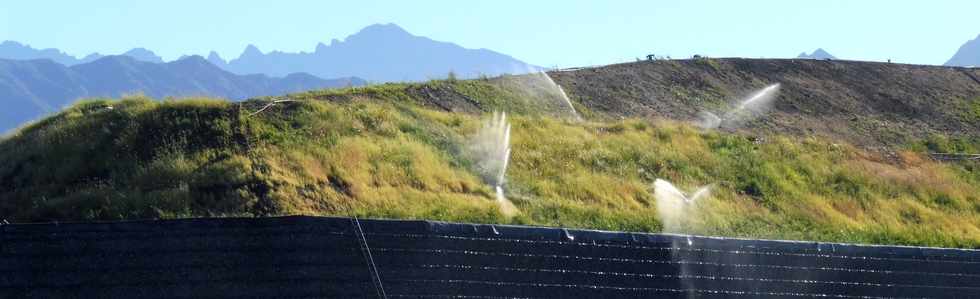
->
2;60;979;248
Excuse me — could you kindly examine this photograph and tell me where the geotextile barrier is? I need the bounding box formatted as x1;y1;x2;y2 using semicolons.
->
2;216;978;298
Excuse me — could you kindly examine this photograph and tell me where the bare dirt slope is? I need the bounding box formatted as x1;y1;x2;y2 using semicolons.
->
550;58;980;147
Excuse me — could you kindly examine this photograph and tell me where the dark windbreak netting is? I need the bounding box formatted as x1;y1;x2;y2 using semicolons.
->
2;216;979;298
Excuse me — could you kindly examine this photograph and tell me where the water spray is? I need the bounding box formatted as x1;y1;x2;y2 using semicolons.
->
510;67;583;122
697;83;781;129
539;72;583;122
471;111;519;217
654;179;712;233
733;83;781;112
696;111;722;131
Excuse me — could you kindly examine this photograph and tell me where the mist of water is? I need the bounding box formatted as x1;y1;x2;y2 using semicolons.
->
537;71;583;122
695;111;722;130
654;179;712;233
470;111;519;217
697;83;781;129
656;178;709;296
735;83;781;111
504;67;583;121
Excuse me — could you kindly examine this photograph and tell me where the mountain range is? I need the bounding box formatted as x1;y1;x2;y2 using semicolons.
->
208;23;538;82
0;24;539;83
0;55;362;133
0;41;104;66
945;34;980;67
0;41;172;66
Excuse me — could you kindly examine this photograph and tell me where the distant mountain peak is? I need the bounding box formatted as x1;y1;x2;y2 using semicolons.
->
0;41;27;50
241;44;263;58
945;34;980;67
358;23;410;35
122;47;165;63
347;23;414;42
176;55;207;63
798;48;836;60
207;51;227;66
124;47;152;53
81;53;104;62
170;55;222;71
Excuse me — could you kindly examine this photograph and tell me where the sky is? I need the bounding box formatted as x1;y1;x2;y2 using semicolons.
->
1;0;977;67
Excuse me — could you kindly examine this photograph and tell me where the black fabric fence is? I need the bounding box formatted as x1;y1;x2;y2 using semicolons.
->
2;216;978;298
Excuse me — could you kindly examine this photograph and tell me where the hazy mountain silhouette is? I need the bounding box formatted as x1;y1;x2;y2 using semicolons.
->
0;41;100;65
2;24;537;81
122;48;164;63
945;34;980;67
207;51;229;68
221;23;539;82
0;56;363;132
80;53;106;63
798;48;836;60
0;41;171;65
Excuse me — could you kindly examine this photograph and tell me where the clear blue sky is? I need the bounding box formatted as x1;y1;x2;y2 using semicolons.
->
1;0;977;67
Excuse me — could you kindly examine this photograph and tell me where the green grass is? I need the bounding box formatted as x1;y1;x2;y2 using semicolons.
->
909;133;980;153
2;90;979;248
957;96;980;123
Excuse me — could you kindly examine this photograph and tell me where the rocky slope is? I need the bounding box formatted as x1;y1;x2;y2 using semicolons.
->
549;58;980;147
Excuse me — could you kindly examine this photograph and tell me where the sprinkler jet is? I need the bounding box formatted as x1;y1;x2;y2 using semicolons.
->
655;179;712;205
696;83;781;129
471;111;519;217
654;179;712;234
